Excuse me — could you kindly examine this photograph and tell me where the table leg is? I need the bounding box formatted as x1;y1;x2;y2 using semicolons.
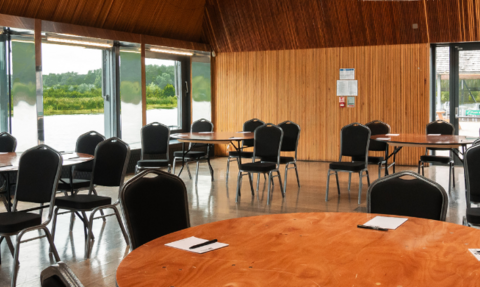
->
4;173;11;212
178;142;186;176
451;146;466;164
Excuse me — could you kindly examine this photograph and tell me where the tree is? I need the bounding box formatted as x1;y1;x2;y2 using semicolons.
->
163;84;175;97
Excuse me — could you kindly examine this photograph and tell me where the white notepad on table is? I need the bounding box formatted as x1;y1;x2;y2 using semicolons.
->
198;132;213;134
363;216;408;230
427;134;441;136
375;137;391;141
386;134;399;136
165;236;228;254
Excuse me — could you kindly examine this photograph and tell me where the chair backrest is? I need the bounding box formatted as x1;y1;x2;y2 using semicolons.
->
278;121;300;154
473;138;480;147
141;122;170;159
464;144;480;206
120;170;190;250
426;120;454;135
367;171;448;221
41;262;84;287
253;124;283;164
365;120;390;152
14;145;62;214
0;132;17;152
190;118;213;148
242;118;265;147
90;137;130;188
339;123;371;163
74;131;105;173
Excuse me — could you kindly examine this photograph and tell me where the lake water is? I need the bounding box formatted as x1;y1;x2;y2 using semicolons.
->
12;101;212;152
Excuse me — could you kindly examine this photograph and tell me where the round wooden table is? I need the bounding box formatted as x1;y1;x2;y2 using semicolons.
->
116;212;480;286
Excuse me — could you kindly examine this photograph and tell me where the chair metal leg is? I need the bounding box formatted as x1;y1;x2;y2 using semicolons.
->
366;170;370;187
418;160;421;174
248;173;255;195
256;173;261;192
226;157;231;181
277;171;284;197
195;160;200;185
186;162;192;180
51;207;60;243
348;172;352;191
110;206;130;247
358;171;363;205
235;172;242;202
393;152;396;173
335;172;340;194
283;164;289;195
267;171;273;205
207;158;214;181
69;212;75;232
378;163;381;179
294;163;300;187
43;227;61;261
421;162;425;176
11;234;22;287
5;236;14;257
452;164;455;187
325;170;331;201
172;158;176;175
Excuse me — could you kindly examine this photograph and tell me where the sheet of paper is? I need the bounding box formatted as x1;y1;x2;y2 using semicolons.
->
174;134;188;137
386;134;400;136
363;216;408;230
340;68;355;80
427;134;441;136
375;137;391;141
198;132;213;134
165;236;228;254
237;131;250;133
469;249;480;261
62;154;79;159
337;80;358;96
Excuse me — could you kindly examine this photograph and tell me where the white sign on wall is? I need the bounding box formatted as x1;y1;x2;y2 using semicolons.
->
340;68;355;80
337;80;358;96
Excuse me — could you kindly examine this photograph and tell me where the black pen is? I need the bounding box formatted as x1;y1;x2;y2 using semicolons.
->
189;239;218;249
357;225;388;232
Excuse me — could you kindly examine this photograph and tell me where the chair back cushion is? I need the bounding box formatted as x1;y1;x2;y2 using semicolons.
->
0;132;16;152
368;172;447;221
340;123;371;158
254;124;283;159
242;118;265;147
366;120;390;152
16;145;62;204
190;118;213;148
121;170;190;249
426;120;454;135
465;145;480;203
278;121;300;152
74;131;105;173
141;122;169;156
91;138;130;187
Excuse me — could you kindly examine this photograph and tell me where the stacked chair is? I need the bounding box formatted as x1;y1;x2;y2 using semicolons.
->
136;122;171;173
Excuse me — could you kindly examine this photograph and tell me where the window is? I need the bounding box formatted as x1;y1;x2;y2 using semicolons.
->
119;46;142;147
42;42;105;151
191;55;212;122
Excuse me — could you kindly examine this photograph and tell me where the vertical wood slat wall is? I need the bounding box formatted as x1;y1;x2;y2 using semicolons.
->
213;44;430;166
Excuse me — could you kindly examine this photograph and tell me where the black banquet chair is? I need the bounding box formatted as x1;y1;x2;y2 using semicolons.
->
357;120;394;178
41;262;83;287
226;118;265;180
418;120;455;192
121;169;190;250
236;123;284;205
463;144;480;226
325;123;371;205
172;118;214;184
51;137;131;258
0;145;63;287
368;171;448;221
0;132;17;210
136;122;171;174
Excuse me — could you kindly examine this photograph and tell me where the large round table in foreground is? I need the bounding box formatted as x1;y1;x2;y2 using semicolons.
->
116;212;480;286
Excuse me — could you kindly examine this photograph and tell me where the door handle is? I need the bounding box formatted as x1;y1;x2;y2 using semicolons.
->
185;81;189;93
455;107;459;119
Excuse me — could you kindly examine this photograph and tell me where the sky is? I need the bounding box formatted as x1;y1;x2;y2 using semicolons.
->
42;43;175;75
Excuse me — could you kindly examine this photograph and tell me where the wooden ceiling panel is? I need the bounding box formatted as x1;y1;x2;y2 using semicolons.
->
0;0;206;43
204;0;428;53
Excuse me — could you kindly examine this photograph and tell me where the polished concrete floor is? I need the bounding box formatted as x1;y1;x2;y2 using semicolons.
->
0;158;468;286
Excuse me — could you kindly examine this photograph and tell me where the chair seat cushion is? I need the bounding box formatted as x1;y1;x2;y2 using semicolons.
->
57;178;91;191
0;212;42;233
329;162;366;172
137;159;170;168
261;156;295;164
173;151;207;159
55;195;111;210
240;162;277;173
228;151;254;158
420;155;452;164
466;207;480;224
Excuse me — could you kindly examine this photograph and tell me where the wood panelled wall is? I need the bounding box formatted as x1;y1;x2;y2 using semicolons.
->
213;44;430;165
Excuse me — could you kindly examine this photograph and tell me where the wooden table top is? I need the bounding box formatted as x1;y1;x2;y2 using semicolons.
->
371;133;477;148
116;212;480;287
0;152;94;172
171;132;254;144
